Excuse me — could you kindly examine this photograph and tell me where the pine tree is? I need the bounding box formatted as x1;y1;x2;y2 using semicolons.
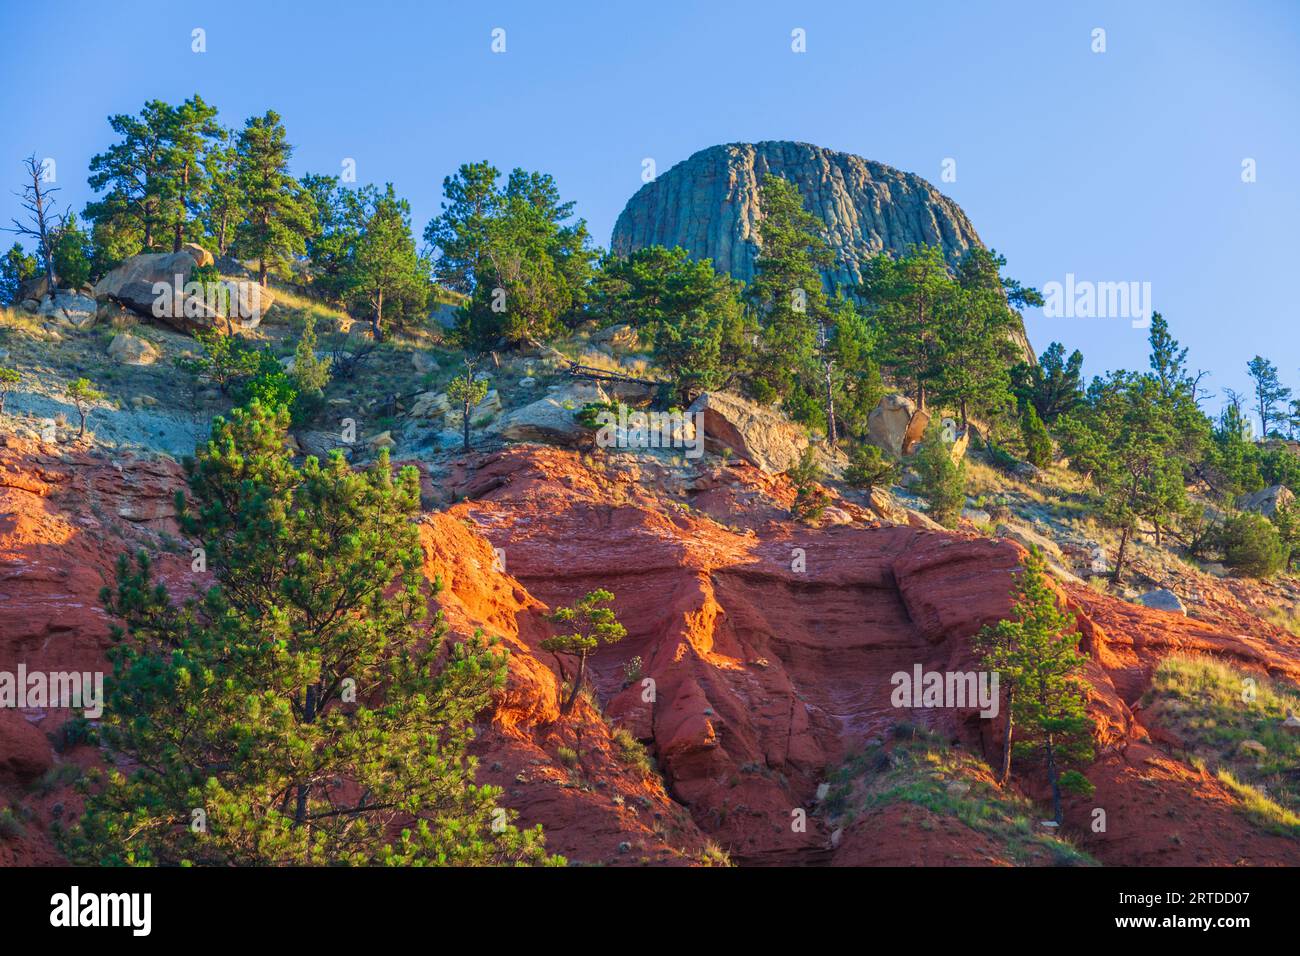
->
788;447;832;521
0;242;37;305
975;547;1094;824
446;361;489;451
858;243;957;414
747;176;839;437
62;402;555;866
429;164;595;349
913;421;967;527
1012;342;1085;425
232;111;316;287
86;100;172;253
348;184;429;341
51;213;93;288
66;377;104;438
1019;402;1053;468
932;247;1031;426
541;590;627;714
200;128;242;255
588;246;750;402
1247;356;1291;438
423;161;501;295
1059;371;1190;582
160;95;220;253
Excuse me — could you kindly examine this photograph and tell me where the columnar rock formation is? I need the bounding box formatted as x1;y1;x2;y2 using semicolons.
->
612;141;1033;360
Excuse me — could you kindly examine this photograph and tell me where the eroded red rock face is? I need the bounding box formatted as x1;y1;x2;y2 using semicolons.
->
3;437;1300;865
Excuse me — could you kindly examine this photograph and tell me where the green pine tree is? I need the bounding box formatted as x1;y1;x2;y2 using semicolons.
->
541;589;627;714
62;402;556;866
446;360;489;451
975;547;1095;824
232;111;317;287
913;421;967;528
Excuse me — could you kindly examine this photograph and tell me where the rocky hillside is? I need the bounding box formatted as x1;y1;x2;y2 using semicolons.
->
611;141;1033;360
5;432;1300;866
4;274;1300;866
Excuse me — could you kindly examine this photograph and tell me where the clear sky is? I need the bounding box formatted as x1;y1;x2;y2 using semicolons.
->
2;0;1296;411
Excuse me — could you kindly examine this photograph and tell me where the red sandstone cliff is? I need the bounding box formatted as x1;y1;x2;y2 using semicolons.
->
3;437;1299;865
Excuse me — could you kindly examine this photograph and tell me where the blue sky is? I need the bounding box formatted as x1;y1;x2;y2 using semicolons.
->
2;0;1296;411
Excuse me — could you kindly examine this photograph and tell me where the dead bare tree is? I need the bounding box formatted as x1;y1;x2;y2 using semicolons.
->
8;155;63;295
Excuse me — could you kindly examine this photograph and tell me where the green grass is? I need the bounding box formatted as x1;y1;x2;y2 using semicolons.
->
1143;653;1300;834
0;807;24;840
819;726;1096;866
611;727;655;777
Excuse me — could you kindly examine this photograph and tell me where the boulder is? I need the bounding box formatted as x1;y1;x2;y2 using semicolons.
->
498;383;609;446
409;391;451;418
429;303;459;330
1137;589;1186;615
107;331;160;366
38;292;97;329
867;393;929;457
17;274;53;303
445;389;502;427
0;710;52;785
686;391;808;474
996;522;1064;563
1237;484;1295;519
94;246;267;334
94;249;201;303
950;427;970;462
864;487;909;525
296;430;351;460
591;324;639;349
821;506;854;526
411;351;440;375
1013;460;1043;481
181;242;214;267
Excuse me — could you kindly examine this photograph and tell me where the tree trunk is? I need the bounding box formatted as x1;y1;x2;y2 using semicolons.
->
823;356;837;445
172;164;189;253
1045;732;1062;824
998;686;1014;785
461;398;471;451
1112;525;1130;584
562;653;588;714
294;685;318;829
371;289;384;342
258;258;267;287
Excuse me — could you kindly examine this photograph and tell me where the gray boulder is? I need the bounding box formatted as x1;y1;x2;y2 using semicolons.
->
107;332;160;366
1137;589;1187;615
39;292;98;329
686;390;808;474
1237;484;1295;519
498;383;608;445
94;246;268;334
